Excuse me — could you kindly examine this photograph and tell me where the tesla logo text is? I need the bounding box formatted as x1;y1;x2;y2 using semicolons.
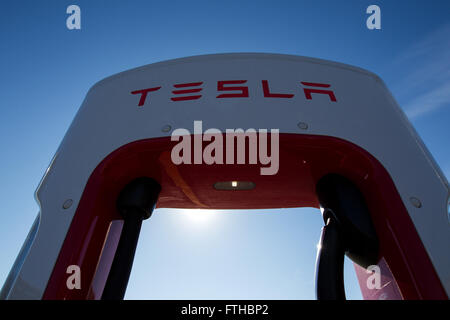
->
131;80;337;107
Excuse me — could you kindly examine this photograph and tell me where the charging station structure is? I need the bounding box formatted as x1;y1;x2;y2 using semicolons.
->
1;53;448;300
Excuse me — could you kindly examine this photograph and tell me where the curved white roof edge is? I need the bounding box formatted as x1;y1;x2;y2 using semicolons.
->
88;52;384;92
84;52;448;191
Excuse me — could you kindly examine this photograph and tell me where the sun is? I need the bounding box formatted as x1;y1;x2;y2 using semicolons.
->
179;209;218;225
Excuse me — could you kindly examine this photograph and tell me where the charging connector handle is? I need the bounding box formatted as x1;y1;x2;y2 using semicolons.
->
101;177;161;300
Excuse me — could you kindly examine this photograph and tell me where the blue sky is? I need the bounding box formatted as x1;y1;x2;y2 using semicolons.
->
0;0;449;299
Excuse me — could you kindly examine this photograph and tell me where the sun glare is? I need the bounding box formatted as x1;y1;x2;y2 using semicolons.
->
180;209;218;225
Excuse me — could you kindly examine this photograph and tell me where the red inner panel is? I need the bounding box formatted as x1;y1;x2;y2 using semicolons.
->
42;134;448;300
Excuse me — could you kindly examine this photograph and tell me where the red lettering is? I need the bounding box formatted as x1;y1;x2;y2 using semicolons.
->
131;80;338;105
216;80;249;98
131;86;161;107
262;80;294;98
301;82;337;102
171;82;203;101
